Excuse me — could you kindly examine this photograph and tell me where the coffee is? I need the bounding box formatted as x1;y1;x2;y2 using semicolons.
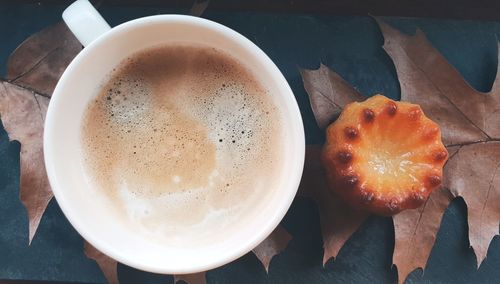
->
81;44;284;242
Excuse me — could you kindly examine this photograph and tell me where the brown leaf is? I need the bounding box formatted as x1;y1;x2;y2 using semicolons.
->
300;19;500;283
6;22;81;96
444;142;500;266
299;65;364;129
300;61;452;282
376;18;500;269
300;62;453;282
84;241;119;284
189;0;210;17
392;188;454;284
174;272;207;284
376;18;499;146
300;145;368;264
1;21;80;243
0;81;52;244
252;225;292;272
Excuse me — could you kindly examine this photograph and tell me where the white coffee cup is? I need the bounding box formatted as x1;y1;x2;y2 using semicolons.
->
44;0;305;274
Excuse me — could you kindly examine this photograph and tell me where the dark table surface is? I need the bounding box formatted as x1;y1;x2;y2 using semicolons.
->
1;2;500;284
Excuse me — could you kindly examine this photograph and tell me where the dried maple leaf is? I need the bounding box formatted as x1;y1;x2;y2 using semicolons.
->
299;145;368;264
6;22;81;96
252;225;292;272
174;272;207;284
376;18;500;269
300;63;454;283
0;21;81;244
0;81;51;245
300;17;500;284
84;241;119;284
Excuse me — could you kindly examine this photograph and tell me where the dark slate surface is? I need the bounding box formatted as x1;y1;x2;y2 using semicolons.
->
1;2;499;283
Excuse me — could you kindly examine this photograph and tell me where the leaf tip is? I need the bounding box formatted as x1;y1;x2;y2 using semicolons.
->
373;16;389;32
373;17;401;49
322;255;334;267
473;248;489;269
252;226;292;273
189;0;210;17
28;231;34;246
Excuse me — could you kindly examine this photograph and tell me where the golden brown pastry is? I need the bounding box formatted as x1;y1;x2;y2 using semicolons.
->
322;95;448;215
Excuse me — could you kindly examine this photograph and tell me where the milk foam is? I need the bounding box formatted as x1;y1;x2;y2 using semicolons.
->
81;44;283;241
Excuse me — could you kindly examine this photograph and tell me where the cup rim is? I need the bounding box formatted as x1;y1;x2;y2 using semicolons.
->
44;14;305;274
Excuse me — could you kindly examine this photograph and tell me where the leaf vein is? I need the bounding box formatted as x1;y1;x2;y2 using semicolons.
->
396;45;491;140
9;46;60;84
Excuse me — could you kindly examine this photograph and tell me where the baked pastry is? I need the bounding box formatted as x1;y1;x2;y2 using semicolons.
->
322;95;448;215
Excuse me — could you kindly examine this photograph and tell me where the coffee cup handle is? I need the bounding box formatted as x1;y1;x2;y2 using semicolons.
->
62;0;111;47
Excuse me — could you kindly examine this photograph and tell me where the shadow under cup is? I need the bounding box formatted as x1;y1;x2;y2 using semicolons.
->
44;16;304;274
